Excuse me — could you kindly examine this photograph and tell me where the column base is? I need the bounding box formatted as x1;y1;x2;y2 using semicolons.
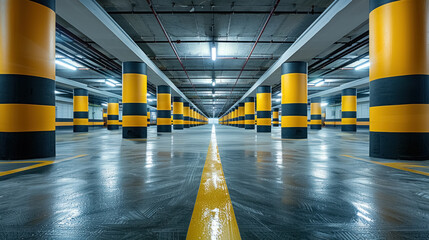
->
310;125;321;130
73;125;88;132
108;125;120;130
0;131;55;160
245;125;255;129
282;127;307;139
370;132;429;160
342;125;356;132
257;125;271;132
123;127;147;138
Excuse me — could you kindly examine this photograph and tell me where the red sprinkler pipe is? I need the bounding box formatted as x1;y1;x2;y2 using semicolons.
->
220;0;281;116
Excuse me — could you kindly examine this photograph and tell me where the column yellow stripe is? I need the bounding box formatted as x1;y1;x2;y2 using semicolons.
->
187;127;241;240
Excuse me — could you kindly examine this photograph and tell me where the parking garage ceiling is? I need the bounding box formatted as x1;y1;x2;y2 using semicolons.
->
54;0;370;117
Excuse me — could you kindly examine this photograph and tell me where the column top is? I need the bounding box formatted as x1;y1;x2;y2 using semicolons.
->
281;61;308;75
257;85;271;93
157;85;171;94
342;88;357;96
173;96;183;102
123;62;147;75
74;88;88;96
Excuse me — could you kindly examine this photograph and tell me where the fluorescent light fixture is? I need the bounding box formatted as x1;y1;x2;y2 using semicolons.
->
276;98;281;102
355;61;370;70
315;80;325;87
62;58;84;68
105;81;116;87
147;93;151;96
212;81;216;87
211;47;217;61
212;94;215;97
55;60;77;70
148;98;156;102
107;79;120;85
321;103;328;107
54;90;63;94
102;103;107;106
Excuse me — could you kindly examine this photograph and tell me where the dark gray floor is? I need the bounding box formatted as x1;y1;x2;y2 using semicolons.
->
216;126;429;239
1;125;429;239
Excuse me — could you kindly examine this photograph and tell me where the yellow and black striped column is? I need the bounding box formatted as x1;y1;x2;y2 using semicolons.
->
0;0;56;159
238;102;245;128
273;108;279;127
234;107;239;127
173;97;184;130
122;62;147;138
245;97;255;130
184;102;190;128
103;109;107;127
189;106;194;127
147;109;150;127
341;88;356;132
281;62;308;139
370;0;429;159
73;89;88;132
310;97;322;130
107;98;120;130
156;85;172;132
256;86;271;132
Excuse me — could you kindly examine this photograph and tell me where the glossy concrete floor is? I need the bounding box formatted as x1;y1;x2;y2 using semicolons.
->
1;125;429;239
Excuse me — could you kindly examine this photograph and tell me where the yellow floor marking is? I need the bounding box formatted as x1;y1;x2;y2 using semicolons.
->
342;155;429;177
187;126;241;240
0;154;87;177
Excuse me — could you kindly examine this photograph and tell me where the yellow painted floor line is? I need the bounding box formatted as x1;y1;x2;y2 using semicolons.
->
187;125;241;240
342;155;429;177
0;154;87;177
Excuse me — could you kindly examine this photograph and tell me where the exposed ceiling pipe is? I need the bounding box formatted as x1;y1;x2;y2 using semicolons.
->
107;10;324;15
146;0;206;114
219;0;281;116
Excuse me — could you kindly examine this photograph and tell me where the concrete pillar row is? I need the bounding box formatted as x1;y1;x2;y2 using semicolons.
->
73;89;89;132
310;97;322;130
107;97;120;130
122;62;147;138
189;106;194;127
369;0;429;159
238;102;245;128
256;85;271;132
0;0;56;159
281;61;308;139
184;102;190;128
157;85;171;132
245;97;255;130
341;88;357;132
173;97;184;130
273;108;280;127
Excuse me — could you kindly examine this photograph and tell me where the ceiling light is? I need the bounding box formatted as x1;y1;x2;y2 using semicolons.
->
211;47;217;61
105;81;116;87
276;98;281;102
321;103;328;107
355;61;370;70
315;80;325;87
54;90;63;94
55;60;77;71
212;79;216;87
102;103;107;107
107;79;120;85
311;78;323;84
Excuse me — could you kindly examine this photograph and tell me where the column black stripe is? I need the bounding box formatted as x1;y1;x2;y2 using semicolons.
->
311;115;322;120
123;62;147;74
370;75;429;107
369;0;399;13
30;0;56;11
257;111;271;118
123;103;147;116
0;74;55;105
342;112;356;118
282;104;307;116
108;115;119;120
73;112;88;118
0;131;55;160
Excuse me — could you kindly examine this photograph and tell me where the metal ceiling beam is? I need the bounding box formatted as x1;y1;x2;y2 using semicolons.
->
106;11;324;15
56;76;122;99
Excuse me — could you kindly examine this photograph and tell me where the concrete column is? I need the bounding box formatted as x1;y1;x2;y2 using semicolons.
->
122;62;147;138
341;88;357;132
238;102;245;128
189;106;194;127
73;89;88;132
257;86;272;132
310;97;322;130
369;0;429;159
184;102;190;128
234;107;239;127
103;109;107;127
173;97;184;130
107;98;119;130
245;97;255;130
273;108;279;127
281;62;308;139
0;0;56;159
156;85;171;133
